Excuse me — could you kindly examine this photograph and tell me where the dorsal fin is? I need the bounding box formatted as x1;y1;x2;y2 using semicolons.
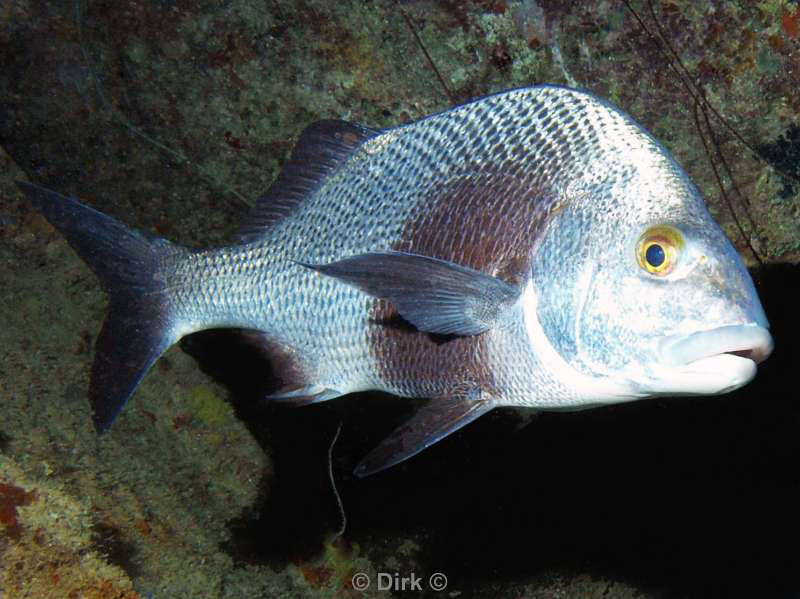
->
239;120;379;241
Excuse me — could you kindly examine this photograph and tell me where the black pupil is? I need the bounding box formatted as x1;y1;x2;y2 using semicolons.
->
646;243;665;268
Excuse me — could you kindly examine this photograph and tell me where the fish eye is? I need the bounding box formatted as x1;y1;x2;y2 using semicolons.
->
636;226;683;276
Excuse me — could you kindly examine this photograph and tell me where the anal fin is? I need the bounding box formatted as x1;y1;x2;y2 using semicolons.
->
354;393;494;477
235;330;341;406
267;384;343;406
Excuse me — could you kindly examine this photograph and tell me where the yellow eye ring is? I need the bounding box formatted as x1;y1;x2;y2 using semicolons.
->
636;226;683;276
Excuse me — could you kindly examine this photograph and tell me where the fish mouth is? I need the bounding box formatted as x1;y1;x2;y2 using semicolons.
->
651;324;773;395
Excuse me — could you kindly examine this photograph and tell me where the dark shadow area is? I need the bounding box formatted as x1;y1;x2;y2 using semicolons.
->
178;330;409;565
183;263;798;598
91;523;142;579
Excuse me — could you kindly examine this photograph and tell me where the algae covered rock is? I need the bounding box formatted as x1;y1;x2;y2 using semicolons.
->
0;457;142;599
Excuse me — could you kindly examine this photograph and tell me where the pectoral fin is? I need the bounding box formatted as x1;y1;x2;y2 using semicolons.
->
354;394;494;477
301;251;518;336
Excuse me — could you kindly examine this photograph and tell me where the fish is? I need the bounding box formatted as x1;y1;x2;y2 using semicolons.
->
18;84;773;477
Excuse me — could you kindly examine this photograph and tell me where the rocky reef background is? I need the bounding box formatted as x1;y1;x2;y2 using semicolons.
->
1;1;798;597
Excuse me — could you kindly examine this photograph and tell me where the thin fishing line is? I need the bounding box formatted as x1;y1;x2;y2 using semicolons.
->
328;419;346;540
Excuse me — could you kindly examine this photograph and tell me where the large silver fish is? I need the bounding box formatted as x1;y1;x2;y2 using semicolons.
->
19;85;773;476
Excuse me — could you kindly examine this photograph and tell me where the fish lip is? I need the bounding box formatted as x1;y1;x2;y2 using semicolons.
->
653;353;758;396
636;325;772;396
659;323;773;368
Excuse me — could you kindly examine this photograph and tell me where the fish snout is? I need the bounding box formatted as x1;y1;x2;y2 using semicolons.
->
641;324;773;396
659;324;773;367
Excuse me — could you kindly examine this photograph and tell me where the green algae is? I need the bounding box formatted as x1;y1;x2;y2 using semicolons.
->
187;385;231;427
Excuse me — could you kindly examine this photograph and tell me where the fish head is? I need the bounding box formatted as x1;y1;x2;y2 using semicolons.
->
526;123;772;405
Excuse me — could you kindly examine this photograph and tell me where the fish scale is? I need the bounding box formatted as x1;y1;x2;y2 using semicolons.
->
19;84;772;476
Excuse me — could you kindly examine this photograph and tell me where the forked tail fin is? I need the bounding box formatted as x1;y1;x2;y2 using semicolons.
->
18;182;187;431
